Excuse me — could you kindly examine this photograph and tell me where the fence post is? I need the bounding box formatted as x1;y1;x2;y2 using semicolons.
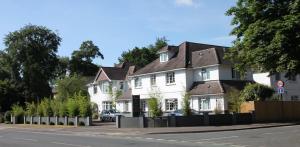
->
86;116;91;126
24;116;26;124
232;113;237;125
204;112;209;125
74;116;78;127
139;116;144;128
64;116;68;126
55;116;58;125
38;116;41;125
30;116;33;125
116;115;121;128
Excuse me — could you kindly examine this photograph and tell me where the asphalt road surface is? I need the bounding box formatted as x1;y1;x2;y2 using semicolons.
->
0;125;300;147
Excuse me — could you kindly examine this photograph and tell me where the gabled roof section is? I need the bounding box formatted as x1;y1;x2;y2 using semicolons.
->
94;62;136;82
132;42;230;76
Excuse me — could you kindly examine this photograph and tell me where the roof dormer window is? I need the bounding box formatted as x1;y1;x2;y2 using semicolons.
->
160;52;168;62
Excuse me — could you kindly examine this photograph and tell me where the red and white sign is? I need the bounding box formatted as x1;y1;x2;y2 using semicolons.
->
277;80;284;87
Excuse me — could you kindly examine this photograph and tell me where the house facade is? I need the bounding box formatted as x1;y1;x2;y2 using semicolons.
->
253;72;300;101
87;62;136;115
129;42;253;114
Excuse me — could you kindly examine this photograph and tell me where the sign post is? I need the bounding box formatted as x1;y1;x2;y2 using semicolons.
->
277;80;285;100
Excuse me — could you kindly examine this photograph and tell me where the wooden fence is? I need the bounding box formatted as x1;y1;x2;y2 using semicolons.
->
254;101;300;122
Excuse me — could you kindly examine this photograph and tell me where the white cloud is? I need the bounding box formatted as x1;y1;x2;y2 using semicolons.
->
174;0;201;7
175;0;194;6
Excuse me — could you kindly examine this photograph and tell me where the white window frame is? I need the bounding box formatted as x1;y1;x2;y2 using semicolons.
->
150;74;156;86
232;68;241;80
124;101;129;112
102;101;112;110
140;100;147;112
201;68;210;81
100;82;110;93
165;99;178;111
199;97;210;111
160;52;168;62
166;72;175;85
134;77;142;88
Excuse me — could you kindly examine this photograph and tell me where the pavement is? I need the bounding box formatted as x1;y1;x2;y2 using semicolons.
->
1;123;300;147
1;122;299;135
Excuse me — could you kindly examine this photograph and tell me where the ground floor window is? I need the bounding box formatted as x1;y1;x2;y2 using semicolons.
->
199;97;210;111
165;98;178;111
102;101;112;110
124;101;129;112
140;100;147;112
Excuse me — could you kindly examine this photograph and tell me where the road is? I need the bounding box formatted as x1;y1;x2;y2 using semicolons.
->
0;125;300;147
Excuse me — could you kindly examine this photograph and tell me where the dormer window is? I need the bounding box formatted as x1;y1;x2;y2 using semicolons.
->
160;52;168;62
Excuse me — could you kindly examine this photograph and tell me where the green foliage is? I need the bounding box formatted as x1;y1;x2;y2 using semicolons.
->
75;92;92;117
56;74;88;101
58;101;67;117
50;99;61;116
39;98;53;117
226;88;245;113
4;24;61;101
69;40;103;76
54;56;70;79
118;37;168;67
0;80;23;112
182;91;191;116
241;83;274;101
225;0;300;76
11;104;24;117
108;85;122;109
148;98;162;117
4;111;11;122
66;97;79;117
25;102;36;116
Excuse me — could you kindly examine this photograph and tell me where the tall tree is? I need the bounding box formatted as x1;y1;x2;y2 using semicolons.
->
69;40;104;76
118;37;168;67
4;24;61;102
225;0;300;77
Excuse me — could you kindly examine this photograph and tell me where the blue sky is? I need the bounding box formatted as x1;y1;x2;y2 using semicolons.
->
0;0;236;66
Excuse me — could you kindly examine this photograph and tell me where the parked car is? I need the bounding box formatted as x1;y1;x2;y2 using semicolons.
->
100;109;121;122
168;109;198;116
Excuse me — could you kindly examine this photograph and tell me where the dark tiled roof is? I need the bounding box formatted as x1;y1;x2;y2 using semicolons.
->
101;67;128;80
189;80;252;96
133;42;230;76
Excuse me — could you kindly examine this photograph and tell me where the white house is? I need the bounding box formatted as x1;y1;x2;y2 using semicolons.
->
129;42;253;114
87;62;137;115
253;72;300;101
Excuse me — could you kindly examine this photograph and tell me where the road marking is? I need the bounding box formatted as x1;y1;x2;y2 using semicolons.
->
201;136;239;141
167;139;176;142
14;137;38;142
146;137;154;140
51;142;91;147
263;132;273;135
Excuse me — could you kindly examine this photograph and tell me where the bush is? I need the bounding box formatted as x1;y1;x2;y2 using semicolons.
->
11;104;24;117
66;98;79;117
50;99;61;116
226;88;244;113
92;113;99;119
76;92;91;117
25;102;36;116
182;92;191;116
4;111;11;122
58;101;67;117
40;98;53;117
0;113;4;123
241;83;274;101
148;98;162;117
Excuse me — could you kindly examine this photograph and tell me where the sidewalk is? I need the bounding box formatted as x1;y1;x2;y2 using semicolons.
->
2;122;299;136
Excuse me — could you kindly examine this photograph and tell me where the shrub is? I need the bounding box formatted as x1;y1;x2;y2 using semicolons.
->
58;101;67;117
25;102;36;116
66;97;79;117
182;92;191;116
76;92;91;117
40;98;53;117
36;103;43;116
148;98;162;117
226;88;245;113
11;104;24;117
241;83;274;101
4;111;11;122
50;99;61;116
0;113;4;123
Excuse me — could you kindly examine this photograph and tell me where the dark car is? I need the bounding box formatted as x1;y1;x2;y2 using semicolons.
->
100;109;120;122
168;109;198;116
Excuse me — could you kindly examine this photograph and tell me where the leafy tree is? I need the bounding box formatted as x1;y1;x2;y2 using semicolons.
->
54;56;70;79
148;89;163;117
118;37;168;67
56;74;88;101
226;88;245;113
0;80;23;112
108;85;122;109
3;24;61;101
225;0;300;77
69;40;104;76
241;83;274;101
